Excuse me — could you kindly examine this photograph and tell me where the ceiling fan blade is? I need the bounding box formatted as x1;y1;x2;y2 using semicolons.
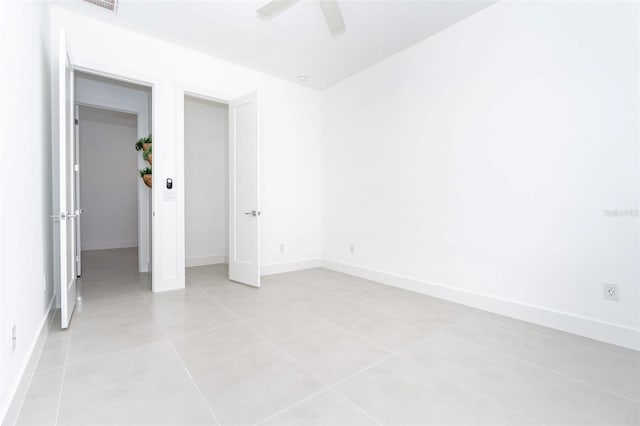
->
257;0;299;18
319;0;345;35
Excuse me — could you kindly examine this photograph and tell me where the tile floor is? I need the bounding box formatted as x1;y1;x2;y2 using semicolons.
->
16;248;640;425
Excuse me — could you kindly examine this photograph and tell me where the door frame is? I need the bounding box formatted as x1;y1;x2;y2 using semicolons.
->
179;90;230;269
74;84;150;273
176;83;261;284
67;61;156;291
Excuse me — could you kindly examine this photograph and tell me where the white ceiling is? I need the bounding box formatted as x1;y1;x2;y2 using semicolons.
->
57;0;496;89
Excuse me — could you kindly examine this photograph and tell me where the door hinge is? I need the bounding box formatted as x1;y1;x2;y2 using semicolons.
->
74;118;79;125
74;164;80;172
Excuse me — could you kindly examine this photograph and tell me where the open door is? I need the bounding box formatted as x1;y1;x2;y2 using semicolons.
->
54;29;78;328
228;92;260;287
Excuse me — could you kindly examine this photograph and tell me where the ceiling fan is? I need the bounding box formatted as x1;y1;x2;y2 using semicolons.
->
257;0;346;36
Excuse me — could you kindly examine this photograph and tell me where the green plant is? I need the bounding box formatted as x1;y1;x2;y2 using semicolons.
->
142;144;152;162
135;134;152;151
139;167;152;177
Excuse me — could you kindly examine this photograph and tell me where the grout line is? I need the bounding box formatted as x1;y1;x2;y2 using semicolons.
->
200;287;391;426
408;303;640;404
330;388;384;426
52;323;73;426
465;310;640;363
199;274;498;425
199;290;332;390
314;316;395;354
139;286;223;426
437;327;640;405
390;310;478;356
393;348;542;425
198;291;340;423
254;388;332;425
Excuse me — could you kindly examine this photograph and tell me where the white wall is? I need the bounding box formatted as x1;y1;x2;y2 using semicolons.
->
323;1;639;349
50;5;324;291
184;96;228;267
0;1;54;422
79;106;138;251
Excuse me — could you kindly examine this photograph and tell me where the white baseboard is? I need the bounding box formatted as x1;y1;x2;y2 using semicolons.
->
186;254;227;268
82;240;138;251
322;259;640;351
1;298;56;426
261;258;323;276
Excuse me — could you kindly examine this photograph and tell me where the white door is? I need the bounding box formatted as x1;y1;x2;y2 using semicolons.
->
55;29;77;328
74;105;82;277
228;92;260;287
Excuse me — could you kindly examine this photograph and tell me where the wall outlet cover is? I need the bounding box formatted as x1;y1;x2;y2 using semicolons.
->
604;283;619;301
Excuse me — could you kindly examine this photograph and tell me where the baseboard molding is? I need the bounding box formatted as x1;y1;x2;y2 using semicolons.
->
1;298;56;426
186;254;227;267
322;259;640;351
261;258;323;276
82;240;138;251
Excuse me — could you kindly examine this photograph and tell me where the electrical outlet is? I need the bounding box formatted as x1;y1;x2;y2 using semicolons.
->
42;275;47;293
604;283;619;301
350;244;355;254
11;325;16;352
279;243;285;253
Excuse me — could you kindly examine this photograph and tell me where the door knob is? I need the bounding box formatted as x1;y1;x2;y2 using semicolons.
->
244;210;260;216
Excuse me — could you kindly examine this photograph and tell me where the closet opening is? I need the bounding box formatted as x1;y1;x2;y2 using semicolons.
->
183;94;229;284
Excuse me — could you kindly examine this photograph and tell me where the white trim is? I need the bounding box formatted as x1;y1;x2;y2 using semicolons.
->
185;254;228;268
322;259;640;351
1;299;56;425
68;58;160;290
82;240;138;251
261;258;323;276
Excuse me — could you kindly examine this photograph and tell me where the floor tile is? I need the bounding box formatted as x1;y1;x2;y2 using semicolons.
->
202;282;313;318
171;322;326;425
247;311;390;384
146;287;237;337
15;368;63;426
66;300;165;365
135;272;152;291
354;285;474;330
35;311;70;374
446;313;640;400
57;341;216;425
260;389;377;426
401;331;640;425
17;248;640;426
336;355;535;425
187;264;234;288
324;304;435;352
77;276;145;307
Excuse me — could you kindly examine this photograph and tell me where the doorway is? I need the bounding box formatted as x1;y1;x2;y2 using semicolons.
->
184;95;228;273
74;72;152;278
73;72;153;300
180;91;261;288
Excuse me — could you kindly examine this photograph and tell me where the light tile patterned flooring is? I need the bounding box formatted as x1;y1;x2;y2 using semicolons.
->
16;248;640;425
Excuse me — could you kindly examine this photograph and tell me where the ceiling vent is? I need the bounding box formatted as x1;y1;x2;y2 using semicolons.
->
83;0;118;12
